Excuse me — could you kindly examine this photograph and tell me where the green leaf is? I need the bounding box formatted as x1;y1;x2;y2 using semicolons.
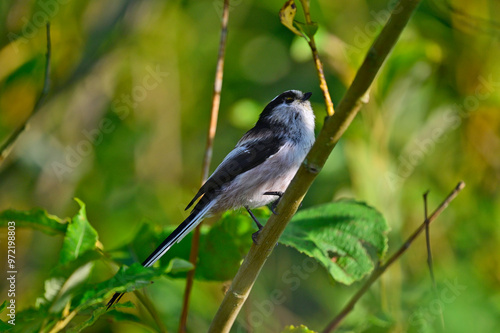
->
50;262;95;313
36;250;102;312
59;198;98;264
0;320;11;331
294;20;318;39
279;0;303;37
0;301;11;331
79;263;154;308
196;210;262;280
33;199;101;314
281;200;389;284
111;208;266;282
39;277;65;305
66;302;137;333
0;208;68;235
77;260;188;309
51;250;103;280
166;257;195;274
111;222;168;267
281;324;317;333
0;307;48;332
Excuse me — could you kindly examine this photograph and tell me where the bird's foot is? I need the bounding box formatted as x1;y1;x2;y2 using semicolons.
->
252;229;261;244
246;206;263;244
263;191;283;215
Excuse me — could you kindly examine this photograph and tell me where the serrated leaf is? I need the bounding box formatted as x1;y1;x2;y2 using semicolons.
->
279;0;303;37
66;302;137;333
0;208;68;235
77;262;176;309
59;198;98;264
281;200;389;284
105;311;140;323
281;324;317;333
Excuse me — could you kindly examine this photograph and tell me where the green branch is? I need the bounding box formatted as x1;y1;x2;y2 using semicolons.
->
179;0;231;331
208;0;423;332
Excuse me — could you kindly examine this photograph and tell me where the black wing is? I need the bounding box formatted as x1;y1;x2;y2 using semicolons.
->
185;133;284;211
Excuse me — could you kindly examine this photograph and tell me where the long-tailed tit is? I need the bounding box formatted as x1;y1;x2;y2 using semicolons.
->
107;90;315;308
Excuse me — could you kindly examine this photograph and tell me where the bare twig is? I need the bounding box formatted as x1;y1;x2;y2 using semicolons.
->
299;0;335;116
322;181;465;333
178;1;230;332
424;191;436;285
208;1;423;332
47;310;77;333
0;23;51;165
424;191;445;331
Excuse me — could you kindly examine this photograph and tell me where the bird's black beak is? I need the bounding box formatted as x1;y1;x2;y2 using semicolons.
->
302;92;312;101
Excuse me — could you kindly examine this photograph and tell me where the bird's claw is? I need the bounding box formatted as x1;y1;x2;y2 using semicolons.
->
252;230;260;244
264;191;283;215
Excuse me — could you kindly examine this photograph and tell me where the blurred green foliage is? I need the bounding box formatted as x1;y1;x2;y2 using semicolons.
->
1;0;499;332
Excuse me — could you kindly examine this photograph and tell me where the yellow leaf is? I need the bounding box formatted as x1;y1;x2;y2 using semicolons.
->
279;0;303;37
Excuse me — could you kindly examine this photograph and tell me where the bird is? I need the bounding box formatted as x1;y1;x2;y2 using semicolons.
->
107;89;315;308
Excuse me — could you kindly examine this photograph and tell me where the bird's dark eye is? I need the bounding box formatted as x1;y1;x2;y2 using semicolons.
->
285;97;294;104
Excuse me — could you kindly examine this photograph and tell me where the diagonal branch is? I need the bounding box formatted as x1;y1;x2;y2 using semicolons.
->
178;1;230;331
322;181;465;333
208;0;423;332
0;22;51;166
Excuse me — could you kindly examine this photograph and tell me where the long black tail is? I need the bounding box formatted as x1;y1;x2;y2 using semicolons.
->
106;199;215;309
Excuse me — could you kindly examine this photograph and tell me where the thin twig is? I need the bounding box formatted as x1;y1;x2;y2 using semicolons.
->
424;191;445;331
322;181;465;333
208;1;423;332
424;191;435;285
299;0;335;116
0;22;51;165
47;310;77;333
178;1;230;332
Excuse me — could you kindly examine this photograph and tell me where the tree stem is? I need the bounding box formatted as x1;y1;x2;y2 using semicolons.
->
178;1;230;331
